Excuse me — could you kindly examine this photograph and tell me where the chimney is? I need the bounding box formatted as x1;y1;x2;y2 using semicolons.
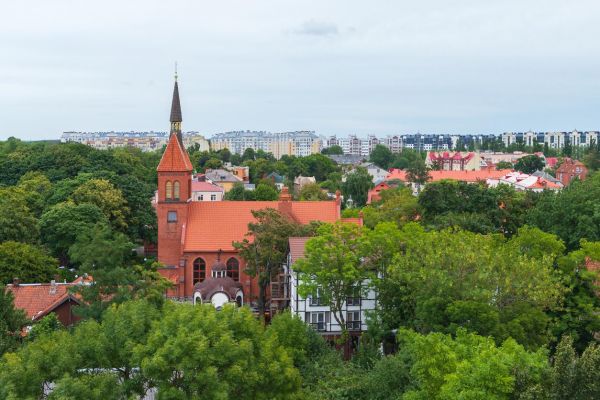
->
12;277;20;287
49;279;57;295
279;186;292;201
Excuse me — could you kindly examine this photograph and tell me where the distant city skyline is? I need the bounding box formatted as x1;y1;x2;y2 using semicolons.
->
2;0;600;140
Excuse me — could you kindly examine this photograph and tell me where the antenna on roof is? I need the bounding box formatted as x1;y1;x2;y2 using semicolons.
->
174;61;178;82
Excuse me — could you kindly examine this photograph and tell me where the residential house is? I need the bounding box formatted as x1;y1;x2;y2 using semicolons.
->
426;151;483;171
191;180;224;202
265;172;285;190
293;176;316;193
488;171;562;192
556;158;588;186
204;168;243;193
281;237;377;354
5;276;93;327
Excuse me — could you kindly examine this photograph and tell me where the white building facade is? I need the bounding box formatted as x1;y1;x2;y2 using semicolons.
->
284;237;377;337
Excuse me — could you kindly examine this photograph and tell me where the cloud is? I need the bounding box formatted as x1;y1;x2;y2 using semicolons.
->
293;19;339;36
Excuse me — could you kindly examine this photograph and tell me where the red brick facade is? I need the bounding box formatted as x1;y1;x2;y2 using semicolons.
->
556;158;588;186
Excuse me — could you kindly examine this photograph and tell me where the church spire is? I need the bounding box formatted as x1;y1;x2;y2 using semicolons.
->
170;64;183;144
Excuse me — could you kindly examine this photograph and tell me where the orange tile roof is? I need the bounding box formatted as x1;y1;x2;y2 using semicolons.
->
157;134;193;172
386;168;513;183
289;237;310;264
6;284;80;321
183;201;340;252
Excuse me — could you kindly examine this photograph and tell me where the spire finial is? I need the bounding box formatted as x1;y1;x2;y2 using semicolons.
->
174;61;178;82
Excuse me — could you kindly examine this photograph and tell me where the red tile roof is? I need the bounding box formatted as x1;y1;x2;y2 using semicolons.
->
183;201;340;252
289;237;310;264
386;168;512;183
157;134;193;172
191;181;224;192
6;283;80;321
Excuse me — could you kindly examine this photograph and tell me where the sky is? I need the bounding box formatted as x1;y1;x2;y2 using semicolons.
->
1;0;600;140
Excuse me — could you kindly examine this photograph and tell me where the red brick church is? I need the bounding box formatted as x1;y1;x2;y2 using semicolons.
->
156;77;342;307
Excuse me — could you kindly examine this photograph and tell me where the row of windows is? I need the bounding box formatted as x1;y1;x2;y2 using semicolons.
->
193;257;239;284
309;287;361;306
306;311;361;332
165;180;180;200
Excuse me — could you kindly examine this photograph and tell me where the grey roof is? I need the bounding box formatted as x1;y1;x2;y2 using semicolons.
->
327;154;365;165
170;81;182;122
531;170;562;185
205;169;241;183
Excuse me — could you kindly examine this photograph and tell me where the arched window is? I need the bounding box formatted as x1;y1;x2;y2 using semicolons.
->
165;181;173;200
193;258;206;284
226;257;239;281
173;181;180;200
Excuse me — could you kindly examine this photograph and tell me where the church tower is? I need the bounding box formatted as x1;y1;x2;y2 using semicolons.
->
156;73;194;272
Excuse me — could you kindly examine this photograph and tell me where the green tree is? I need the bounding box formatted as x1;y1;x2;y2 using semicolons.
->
299;182;328;201
204;157;223;170
0;187;39;244
295;222;372;341
376;224;563;349
362;187;419;228
0;241;59;284
0;286;28;356
322;145;343;155
136;303;301;399
242;147;256;161
234;208;316;315
515;154;545;174
527;174;600;249
342;167;374;207
70;178;129;230
405;157;430;193
40;202;108;263
370;144;394;170
17;171;53;217
27;313;62;342
68;223;134;270
224;182;255;200
496;160;514;170
254;183;279;200
397;329;548;400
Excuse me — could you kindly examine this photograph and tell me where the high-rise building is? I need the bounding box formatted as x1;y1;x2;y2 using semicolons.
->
210;130;321;159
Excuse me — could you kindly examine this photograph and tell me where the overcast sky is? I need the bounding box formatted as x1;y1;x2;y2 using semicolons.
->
1;0;600;140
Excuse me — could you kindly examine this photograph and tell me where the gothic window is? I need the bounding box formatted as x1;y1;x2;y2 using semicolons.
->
193;258;206;284
174;181;180;200
166;181;173;200
226;257;239;281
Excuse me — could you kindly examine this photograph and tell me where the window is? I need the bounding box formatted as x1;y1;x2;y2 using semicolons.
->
347;311;361;331
198;195;204;201
307;311;328;331
211;194;217;201
193;258;206;284
167;211;177;223
173;181;180;200
346;286;361;306
165;181;173;200
226;258;239;281
309;288;322;306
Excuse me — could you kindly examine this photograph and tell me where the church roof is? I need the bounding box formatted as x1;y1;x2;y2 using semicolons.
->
157;133;193;172
183;201;339;252
170;81;182;122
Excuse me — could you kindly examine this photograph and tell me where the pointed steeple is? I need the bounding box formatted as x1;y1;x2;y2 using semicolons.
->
169;65;183;144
